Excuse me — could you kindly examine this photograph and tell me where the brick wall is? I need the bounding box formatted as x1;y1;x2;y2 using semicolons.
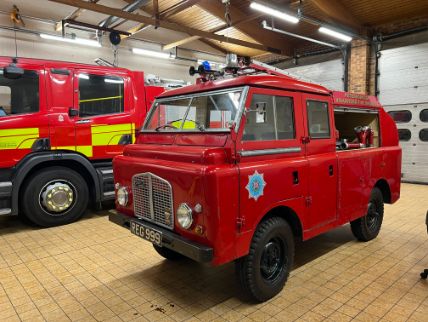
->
347;40;371;94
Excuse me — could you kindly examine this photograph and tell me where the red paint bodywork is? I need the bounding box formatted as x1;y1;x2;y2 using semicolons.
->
0;56;163;168
114;74;401;266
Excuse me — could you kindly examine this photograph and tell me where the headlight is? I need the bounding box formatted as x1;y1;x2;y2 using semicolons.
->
176;203;193;229
116;186;129;206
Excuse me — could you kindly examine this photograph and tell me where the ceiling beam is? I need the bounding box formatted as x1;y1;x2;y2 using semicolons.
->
48;0;287;54
55;0;99;31
160;0;200;19
196;0;294;55
311;0;362;30
162;11;263;50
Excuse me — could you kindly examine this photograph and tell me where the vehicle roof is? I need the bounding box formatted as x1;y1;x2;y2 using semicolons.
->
0;56;133;73
158;74;331;98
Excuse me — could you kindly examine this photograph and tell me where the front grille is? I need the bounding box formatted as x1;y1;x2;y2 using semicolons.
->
132;173;174;229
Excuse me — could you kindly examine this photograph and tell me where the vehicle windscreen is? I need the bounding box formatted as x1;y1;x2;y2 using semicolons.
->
143;89;244;132
0;70;39;117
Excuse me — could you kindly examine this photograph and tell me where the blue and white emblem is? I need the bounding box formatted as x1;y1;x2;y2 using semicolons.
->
246;170;266;201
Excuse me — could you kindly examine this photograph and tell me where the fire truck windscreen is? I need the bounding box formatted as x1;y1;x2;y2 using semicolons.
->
143;88;245;132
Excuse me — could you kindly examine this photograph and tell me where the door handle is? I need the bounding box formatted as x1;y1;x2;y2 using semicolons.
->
292;171;299;184
329;165;334;176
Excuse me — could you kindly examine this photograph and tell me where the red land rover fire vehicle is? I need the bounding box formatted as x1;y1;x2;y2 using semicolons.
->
109;61;401;302
0;57;163;227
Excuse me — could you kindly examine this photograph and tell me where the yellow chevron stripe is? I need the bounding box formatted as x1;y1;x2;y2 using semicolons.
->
91;123;133;146
0;128;39;150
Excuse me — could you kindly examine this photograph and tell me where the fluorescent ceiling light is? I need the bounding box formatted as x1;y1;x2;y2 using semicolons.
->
319;27;352;42
250;2;299;24
40;34;101;47
132;48;175;59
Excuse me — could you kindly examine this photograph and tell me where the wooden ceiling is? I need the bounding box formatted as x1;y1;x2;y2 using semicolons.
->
48;0;428;60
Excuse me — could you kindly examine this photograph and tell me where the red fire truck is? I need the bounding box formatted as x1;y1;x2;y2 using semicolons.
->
0;56;163;227
109;62;401;302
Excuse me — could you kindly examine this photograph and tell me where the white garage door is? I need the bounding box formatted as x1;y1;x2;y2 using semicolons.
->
379;42;428;183
285;59;344;91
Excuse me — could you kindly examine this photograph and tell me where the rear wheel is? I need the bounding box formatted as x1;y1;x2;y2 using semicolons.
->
21;167;89;227
351;187;384;241
153;245;185;261
235;217;294;302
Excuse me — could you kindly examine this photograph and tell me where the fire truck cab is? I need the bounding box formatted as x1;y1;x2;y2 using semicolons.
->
109;66;401;302
0;57;163;227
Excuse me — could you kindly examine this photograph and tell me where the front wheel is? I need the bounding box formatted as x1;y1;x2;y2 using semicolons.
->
21;167;89;227
351;187;384;241
235;217;294;302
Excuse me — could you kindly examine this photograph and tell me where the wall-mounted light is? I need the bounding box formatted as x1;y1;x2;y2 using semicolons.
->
132;48;175;59
40;34;101;47
250;2;299;24
319;27;352;42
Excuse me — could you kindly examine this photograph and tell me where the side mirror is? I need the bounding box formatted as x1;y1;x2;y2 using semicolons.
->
3;64;24;79
68;107;79;117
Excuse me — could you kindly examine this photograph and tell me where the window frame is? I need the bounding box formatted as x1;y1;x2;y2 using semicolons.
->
306;99;331;139
420;109;428;123
388;110;412;123
398;128;412;142
74;70;129;119
419;128;428;142
238;87;302;154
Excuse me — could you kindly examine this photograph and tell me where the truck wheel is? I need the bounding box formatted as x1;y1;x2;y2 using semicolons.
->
351;187;384;242
21;167;89;227
235;217;294;302
153;245;185;260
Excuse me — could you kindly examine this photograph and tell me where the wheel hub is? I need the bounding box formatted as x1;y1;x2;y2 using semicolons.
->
41;182;74;213
260;239;285;281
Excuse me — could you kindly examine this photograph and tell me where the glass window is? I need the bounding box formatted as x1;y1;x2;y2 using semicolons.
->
420;109;428;122
307;100;330;139
419;129;428;142
78;74;124;117
243;94;295;141
398;129;411;141
0;70;39;117
143;89;243;132
388;110;412;123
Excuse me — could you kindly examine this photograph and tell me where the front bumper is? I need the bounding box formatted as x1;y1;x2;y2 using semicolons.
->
109;210;213;263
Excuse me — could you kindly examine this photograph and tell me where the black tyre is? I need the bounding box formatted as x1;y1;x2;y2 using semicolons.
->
351;187;384;242
21;167;89;227
153;245;185;261
235;217;294;302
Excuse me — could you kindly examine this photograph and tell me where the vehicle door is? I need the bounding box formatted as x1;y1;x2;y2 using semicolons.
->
47;67;76;153
73;69;133;159
0;60;48;168
301;93;338;229
237;88;308;233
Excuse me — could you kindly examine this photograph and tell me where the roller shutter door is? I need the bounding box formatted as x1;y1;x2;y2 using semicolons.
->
285;59;344;91
379;42;428;183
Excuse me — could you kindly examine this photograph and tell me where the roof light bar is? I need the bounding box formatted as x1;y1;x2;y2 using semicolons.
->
319;27;352;42
250;2;299;24
132;48;175;59
40;34;101;47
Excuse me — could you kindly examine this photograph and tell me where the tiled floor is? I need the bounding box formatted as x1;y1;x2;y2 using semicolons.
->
0;183;427;322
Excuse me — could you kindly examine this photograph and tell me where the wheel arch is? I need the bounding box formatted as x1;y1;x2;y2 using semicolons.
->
259;205;303;242
11;151;101;216
374;178;391;204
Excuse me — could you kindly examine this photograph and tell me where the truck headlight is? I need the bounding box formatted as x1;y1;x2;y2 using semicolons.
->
177;203;193;229
117;186;129;206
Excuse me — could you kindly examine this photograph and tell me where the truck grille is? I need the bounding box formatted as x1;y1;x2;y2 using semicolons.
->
132;173;174;229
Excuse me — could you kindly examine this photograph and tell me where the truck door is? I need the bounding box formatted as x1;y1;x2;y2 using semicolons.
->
237;88;308;234
73;69;134;159
301;93;338;229
0;60;48;168
47;68;76;152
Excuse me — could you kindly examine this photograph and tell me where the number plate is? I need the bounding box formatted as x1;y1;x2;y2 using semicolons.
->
130;221;162;246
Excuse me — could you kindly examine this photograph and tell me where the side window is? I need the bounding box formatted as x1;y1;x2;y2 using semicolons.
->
307;100;330;139
420;109;428;122
78;74;124;118
388;110;412;123
243;94;295;141
0;70;39;117
398;129;411;141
